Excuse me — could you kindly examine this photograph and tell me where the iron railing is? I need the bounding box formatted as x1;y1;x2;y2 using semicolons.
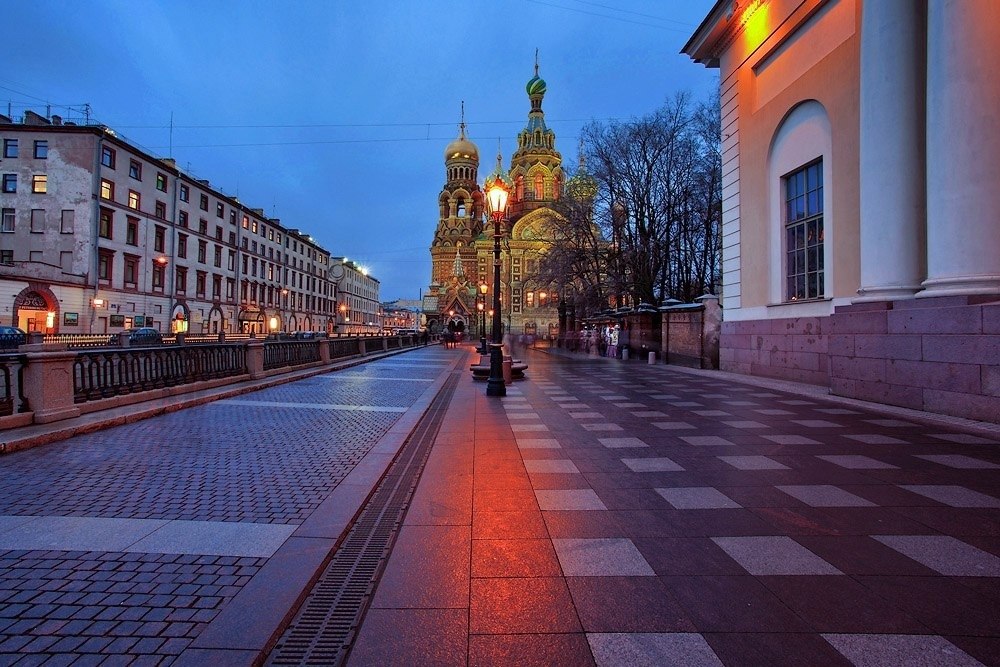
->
73;344;246;404
0;354;29;417
263;341;320;371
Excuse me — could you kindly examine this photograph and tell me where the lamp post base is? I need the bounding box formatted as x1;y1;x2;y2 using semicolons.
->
486;342;506;397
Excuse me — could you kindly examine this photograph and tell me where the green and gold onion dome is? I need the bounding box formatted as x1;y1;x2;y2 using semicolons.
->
526;74;547;97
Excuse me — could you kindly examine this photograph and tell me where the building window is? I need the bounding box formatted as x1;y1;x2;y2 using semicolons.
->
101;178;114;200
31;175;46;194
61;210;74;234
229;210;237;225
34;141;47;159
178;210;188;228
127;190;140;210
98;251;113;283
129;159;142;180
2;174;16;193
0;250;11;264
216;202;224;218
196;271;206;298
784;160;824;301
124;256;139;289
534;173;544;200
212;275;222;298
29;209;45;232
101;146;116;168
126;217;138;245
154;226;166;252
215;226;222;240
242;215;249;229
199;194;208;211
176;266;187;294
155;200;166;219
2;139;17;158
198;218;208;235
178;233;188;258
156;172;167;192
179;184;189;201
152;263;165;291
1;208;13;233
99;208;113;239
198;240;207;263
213;245;222;267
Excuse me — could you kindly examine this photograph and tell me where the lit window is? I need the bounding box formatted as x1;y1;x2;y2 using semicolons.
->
784;160;824;301
31;174;47;194
128;190;140;210
100;178;114;200
534;173;544;199
129;159;142;180
34;140;47;159
2;139;17;158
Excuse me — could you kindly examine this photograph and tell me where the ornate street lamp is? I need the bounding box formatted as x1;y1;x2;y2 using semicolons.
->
483;155;511;397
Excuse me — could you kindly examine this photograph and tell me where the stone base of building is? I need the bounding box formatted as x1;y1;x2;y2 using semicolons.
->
719;315;830;386
720;296;1000;424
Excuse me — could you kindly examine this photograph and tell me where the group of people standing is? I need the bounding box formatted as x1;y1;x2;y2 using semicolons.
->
578;324;628;358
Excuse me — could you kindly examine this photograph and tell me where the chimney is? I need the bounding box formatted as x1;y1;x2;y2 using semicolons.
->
51;115;63;125
161;158;176;168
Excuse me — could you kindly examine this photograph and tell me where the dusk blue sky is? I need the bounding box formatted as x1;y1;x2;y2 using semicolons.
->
4;1;717;302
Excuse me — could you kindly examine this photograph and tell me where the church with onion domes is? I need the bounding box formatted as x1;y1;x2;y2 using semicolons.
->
424;59;570;340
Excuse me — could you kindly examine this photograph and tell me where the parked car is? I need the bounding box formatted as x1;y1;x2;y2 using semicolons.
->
111;327;163;346
0;326;27;350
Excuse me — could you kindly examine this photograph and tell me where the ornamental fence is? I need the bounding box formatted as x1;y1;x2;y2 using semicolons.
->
0;334;424;431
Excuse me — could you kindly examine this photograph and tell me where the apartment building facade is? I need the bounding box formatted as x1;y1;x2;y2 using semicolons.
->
331;257;382;334
0;110;344;336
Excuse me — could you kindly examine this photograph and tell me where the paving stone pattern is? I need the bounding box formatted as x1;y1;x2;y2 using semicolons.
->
350;349;1000;667
0;350;454;664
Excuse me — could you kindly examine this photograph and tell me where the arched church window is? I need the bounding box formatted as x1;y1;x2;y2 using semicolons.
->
515;176;524;201
534;173;544;200
457;199;466;217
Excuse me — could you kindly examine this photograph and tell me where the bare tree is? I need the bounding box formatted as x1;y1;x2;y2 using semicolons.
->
579;92;722;306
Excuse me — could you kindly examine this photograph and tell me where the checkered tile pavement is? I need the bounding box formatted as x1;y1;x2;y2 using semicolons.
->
349;349;1000;666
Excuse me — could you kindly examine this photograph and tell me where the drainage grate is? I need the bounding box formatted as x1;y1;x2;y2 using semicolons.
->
265;372;460;666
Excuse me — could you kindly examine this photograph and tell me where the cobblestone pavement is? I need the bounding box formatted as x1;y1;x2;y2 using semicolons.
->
348;347;1000;666
0;348;457;665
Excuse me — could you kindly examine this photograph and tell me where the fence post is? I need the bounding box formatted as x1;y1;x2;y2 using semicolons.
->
318;338;331;364
696;294;722;369
246;340;265;379
21;349;81;424
359;339;367;356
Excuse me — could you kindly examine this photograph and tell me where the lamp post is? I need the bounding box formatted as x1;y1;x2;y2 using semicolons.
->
484;159;511;397
478;282;488;354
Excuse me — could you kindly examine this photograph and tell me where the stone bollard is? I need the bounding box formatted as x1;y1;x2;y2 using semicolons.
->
502;357;513;385
621;348;629;361
246;340;265;379
648;351;656;364
21;349;81;424
318;338;330;364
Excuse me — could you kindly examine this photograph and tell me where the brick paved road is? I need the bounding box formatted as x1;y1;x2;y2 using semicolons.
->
0;348;457;665
349;348;1000;666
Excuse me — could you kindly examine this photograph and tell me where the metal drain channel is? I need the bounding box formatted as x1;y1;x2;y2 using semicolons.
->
265;372;460;666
